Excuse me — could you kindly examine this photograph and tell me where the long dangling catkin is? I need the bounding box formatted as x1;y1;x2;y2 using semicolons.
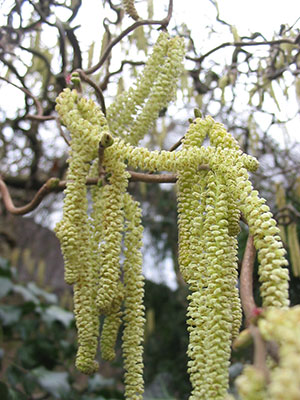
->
122;0;140;21
275;183;287;243
100;281;124;361
106;32;169;139
55;89;109;284
202;172;241;400
287;222;300;277
96;159;129;314
107;33;185;145
122;193;145;400
234;164;290;309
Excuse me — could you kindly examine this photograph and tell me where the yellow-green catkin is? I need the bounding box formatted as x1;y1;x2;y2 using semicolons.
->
184;170;211;399
122;193;145;400
106;32;169;140
73;273;100;374
258;306;300;400
275;183;287;243
100;281;124;361
175;119;211;398
96;158;129;314
122;0;140;21
106;32;185;145
127;35;185;145
234;165;290;309
55;89;111;374
55;89;108;284
287;222;300;277
201;172;238;400
235;365;267;400
176;117;256;399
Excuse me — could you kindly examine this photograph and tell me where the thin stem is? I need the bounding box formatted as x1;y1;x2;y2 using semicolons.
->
0;163;210;216
0;172;176;215
77;69;106;115
240;234;257;326
187;36;300;63
249;325;269;382
169;136;184;152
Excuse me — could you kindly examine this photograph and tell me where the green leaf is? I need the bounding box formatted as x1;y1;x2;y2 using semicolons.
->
0;257;12;278
6;365;24;387
0;305;22;326
22;374;38;396
18;339;58;369
32;367;71;398
0;381;9;399
7;389;27;400
0;257;9;269
0;277;13;299
17;344;39;369
27;282;57;304
13;285;40;305
16;319;39;341
42;305;74;328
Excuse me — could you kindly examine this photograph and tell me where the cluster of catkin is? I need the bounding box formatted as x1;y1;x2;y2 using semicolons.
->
55;30;290;400
55;31;185;400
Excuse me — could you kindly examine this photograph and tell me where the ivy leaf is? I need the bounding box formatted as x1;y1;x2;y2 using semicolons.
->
7;389;27;400
0;305;22;326
6;365;24;388
32;367;71;398
0;277;13;299
42;305;74;328
0;257;12;278
13;285;40;305
26;282;57;304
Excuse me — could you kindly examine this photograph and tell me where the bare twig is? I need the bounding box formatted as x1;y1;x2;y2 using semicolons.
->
0;176;61;215
169;136;184;152
100;60;145;91
249;325;269;381
77;69;106;115
85;0;173;75
0;161;211;216
55;118;70;146
240;234;257;326
0;172;176;215
188;37;300;64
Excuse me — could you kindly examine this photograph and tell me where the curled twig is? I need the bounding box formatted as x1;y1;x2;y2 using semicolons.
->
0;77;53;120
0;176;61;215
55;117;70;146
77;70;106;115
187;37;300;64
240;234;257;326
0;163;210;215
85;0;173;75
0;173;176;215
